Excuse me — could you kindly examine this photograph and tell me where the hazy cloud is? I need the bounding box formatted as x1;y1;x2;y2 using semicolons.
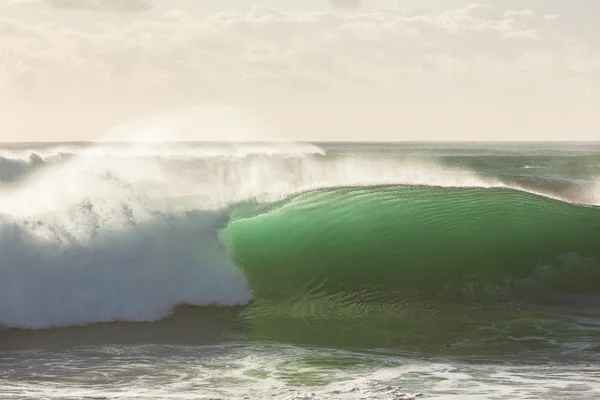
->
1;1;599;141
504;9;536;18
20;0;153;12
329;0;363;9
0;4;593;90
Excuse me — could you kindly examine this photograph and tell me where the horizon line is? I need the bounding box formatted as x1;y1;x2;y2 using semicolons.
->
1;140;600;145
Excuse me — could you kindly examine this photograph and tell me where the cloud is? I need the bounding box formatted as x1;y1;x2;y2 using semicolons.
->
504;9;536;18
0;3;592;92
1;1;599;141
329;0;363;9
10;0;153;12
505;29;539;41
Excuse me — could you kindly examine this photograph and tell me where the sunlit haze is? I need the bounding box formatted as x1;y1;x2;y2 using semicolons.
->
0;0;598;141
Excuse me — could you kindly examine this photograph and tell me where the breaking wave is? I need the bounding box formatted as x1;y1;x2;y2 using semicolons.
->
0;140;599;329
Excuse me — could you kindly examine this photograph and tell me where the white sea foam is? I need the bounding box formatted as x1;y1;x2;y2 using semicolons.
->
590;178;600;205
0;201;251;329
1;344;598;399
0;146;257;329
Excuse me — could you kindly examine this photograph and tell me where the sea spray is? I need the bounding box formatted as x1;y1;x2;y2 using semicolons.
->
0;145;253;329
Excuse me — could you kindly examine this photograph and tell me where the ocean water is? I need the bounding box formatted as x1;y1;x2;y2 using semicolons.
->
1;141;600;399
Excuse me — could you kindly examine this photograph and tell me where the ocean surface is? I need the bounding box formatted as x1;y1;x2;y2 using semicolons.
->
1;141;600;399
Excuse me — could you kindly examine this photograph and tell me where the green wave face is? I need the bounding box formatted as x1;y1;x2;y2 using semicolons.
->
221;186;600;305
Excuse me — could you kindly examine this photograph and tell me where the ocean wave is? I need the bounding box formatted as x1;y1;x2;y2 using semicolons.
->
0;153;51;182
1;142;599;329
223;185;600;306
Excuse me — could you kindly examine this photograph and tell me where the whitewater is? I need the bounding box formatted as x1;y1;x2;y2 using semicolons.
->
1;140;600;399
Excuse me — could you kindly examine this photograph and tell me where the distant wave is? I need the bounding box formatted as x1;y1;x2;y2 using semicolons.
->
0;153;53;182
0;143;324;183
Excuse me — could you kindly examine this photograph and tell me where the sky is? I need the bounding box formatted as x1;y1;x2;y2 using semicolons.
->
0;0;598;142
